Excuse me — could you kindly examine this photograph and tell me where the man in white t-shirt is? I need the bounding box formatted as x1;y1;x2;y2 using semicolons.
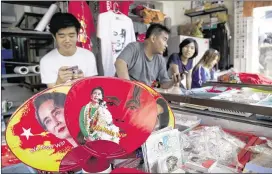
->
40;12;98;88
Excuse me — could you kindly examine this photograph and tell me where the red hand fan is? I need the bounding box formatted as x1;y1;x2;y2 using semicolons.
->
59;146;90;172
60;145;112;173
5;85;76;172
64;77;158;159
132;81;175;130
111;167;147;173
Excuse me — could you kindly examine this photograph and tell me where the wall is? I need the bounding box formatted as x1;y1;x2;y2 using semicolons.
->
159;0;235;65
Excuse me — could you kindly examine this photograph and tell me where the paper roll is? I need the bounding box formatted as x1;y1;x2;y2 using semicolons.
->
14;66;29;75
27;65;40;74
35;3;58;32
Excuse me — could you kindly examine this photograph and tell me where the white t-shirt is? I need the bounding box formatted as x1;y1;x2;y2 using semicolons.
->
97;11;136;77
40;47;98;84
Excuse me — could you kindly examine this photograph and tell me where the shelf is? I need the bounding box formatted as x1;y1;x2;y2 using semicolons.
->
1;29;52;39
2;107;18;117
171;104;272;129
2;61;38;66
1;83;21;87
203;82;272;91
185;6;227;18
2;73;40;79
161;93;272;116
2;1;56;8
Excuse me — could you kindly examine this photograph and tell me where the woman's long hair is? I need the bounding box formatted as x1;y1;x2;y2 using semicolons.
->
193;48;220;72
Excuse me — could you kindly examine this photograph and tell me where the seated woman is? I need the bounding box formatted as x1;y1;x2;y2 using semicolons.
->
191;49;220;88
167;38;199;89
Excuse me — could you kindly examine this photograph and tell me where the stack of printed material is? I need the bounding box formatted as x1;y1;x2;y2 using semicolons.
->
142;127;183;173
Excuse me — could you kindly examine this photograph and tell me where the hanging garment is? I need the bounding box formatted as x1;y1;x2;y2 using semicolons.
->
99;1;133;16
68;1;95;51
203;23;230;70
97;11;136;76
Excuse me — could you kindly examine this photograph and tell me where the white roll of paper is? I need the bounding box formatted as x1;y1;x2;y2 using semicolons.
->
27;65;40;74
14;66;29;75
35;3;58;32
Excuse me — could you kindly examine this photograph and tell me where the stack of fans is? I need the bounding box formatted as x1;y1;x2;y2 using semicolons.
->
5;77;175;173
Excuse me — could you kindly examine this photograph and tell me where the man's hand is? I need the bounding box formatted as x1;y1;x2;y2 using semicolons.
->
56;66;73;85
72;69;84;80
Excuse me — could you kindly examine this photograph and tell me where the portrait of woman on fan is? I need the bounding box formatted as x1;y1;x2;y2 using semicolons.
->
78;87;120;144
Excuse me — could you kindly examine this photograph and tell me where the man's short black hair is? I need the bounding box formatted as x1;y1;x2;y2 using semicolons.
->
145;23;171;39
49;12;81;36
33;92;66;130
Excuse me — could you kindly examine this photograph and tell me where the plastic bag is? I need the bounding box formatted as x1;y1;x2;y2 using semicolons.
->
248;139;272;156
182;126;245;167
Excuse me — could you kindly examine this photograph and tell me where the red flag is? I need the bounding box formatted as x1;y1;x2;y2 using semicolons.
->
68;1;95;51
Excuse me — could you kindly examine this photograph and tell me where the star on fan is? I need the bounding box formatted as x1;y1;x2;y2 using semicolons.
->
21;128;33;140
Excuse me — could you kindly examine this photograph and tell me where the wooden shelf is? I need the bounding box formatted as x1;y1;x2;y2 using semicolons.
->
1;29;52;39
185;6;228;17
2;107;18;117
2;73;40;79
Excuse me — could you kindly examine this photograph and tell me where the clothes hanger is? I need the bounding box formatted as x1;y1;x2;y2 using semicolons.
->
113;2;122;15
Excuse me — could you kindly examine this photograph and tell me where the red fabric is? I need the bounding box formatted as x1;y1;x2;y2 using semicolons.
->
1;145;21;168
68;1;95;51
99;1;133;16
239;73;272;85
111;167;146;173
207;86;235;93
137;33;146;42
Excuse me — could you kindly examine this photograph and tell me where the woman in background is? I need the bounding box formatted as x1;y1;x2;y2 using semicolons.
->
167;38;199;89
191;49;220;88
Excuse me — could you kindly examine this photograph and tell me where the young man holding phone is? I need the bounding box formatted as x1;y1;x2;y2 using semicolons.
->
40;13;98;88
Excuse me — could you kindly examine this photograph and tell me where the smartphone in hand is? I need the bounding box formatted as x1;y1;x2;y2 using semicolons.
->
67;66;79;74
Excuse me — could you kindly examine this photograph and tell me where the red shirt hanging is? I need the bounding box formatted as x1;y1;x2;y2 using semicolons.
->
68;1;95;51
99;1;133;16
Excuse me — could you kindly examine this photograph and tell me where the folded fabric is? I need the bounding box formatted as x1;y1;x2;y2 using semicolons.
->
218;72;272;85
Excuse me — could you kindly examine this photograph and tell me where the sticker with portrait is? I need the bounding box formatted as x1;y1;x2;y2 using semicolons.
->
64;77;158;159
157;155;182;173
132;81;175;130
5;85;75;172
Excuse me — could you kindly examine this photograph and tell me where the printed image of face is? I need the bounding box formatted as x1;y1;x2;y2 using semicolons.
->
112;28;126;53
182;42;195;59
37;100;70;140
91;89;103;103
153;31;169;55
55;27;78;56
158;142;164;150
166;156;178;172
